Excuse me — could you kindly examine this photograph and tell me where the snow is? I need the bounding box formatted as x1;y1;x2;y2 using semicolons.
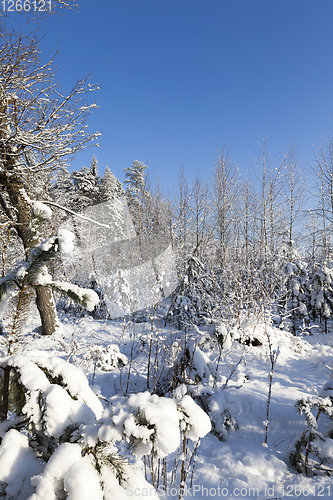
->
2;314;333;499
190;344;215;381
84;344;128;371
43;384;95;437
177;394;212;439
0;354;102;441
45;281;100;311
0;430;42;500
57;228;75;254
62;457;104;500
29;443;85;500
92;391;210;460
28;354;103;418
32;202;52;220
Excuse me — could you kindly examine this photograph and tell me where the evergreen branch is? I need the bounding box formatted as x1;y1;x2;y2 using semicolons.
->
43;281;98;311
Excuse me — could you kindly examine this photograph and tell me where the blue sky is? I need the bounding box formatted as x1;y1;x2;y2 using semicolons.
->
10;0;333;188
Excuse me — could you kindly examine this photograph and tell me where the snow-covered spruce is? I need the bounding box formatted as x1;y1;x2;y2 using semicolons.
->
86;391;211;460
0;355;211;499
290;374;333;476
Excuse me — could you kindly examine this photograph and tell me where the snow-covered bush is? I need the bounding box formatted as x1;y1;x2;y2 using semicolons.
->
290;377;333;476
0;354;211;499
168;257;217;328
88;391;211;460
158;339;216;394
84;344;128;372
187;344;216;383
208;390;242;441
0;355;193;499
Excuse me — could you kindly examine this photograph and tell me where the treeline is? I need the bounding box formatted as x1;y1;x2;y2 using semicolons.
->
38;133;333;334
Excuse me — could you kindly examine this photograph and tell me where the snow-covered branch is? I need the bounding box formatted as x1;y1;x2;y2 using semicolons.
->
33;200;111;228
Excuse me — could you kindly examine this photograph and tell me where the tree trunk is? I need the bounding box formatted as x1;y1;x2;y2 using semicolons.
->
35;286;59;335
1;366;11;422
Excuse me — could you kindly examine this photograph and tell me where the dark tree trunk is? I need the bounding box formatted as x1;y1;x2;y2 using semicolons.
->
1;366;11;422
35;286;59;335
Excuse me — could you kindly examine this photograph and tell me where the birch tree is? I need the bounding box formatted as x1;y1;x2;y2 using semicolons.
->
281;142;306;260
189;172;213;261
313;135;333;256
213;147;238;268
253;133;282;266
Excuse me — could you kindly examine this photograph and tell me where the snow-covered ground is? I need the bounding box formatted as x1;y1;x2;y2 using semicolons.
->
1;312;333;499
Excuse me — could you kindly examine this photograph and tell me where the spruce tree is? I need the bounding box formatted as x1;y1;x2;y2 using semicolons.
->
100;166;124;202
123;160;148;235
71;156;101;210
309;262;333;334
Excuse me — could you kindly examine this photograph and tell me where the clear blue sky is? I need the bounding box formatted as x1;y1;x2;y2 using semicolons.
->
9;0;333;188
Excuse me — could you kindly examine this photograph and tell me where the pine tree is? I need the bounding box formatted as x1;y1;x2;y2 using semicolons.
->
100;166;124;202
0;203;99;346
53;167;75;206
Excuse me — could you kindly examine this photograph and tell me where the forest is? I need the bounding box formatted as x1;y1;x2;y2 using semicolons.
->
1;3;333;500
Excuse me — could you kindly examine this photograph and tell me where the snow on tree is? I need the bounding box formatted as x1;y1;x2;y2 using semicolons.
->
168;256;216;327
0;355;163;499
105;268;134;318
290;369;333;476
88;391;211;460
0;27;99;335
278;259;310;334
0;353;211;499
52;167;76;208
208;390;242;441
123;160;147;198
100;166;124;202
84;344;128;372
123;160;148;235
71;156;101;210
309;262;333;333
0;207;99;347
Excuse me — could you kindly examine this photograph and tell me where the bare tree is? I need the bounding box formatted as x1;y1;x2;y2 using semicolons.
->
173;165;192;276
189;171;213;261
0;27;99;334
237;179;258;268
213;147;238;268
253;133;282;265
313;134;333;256
281;142;307;259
